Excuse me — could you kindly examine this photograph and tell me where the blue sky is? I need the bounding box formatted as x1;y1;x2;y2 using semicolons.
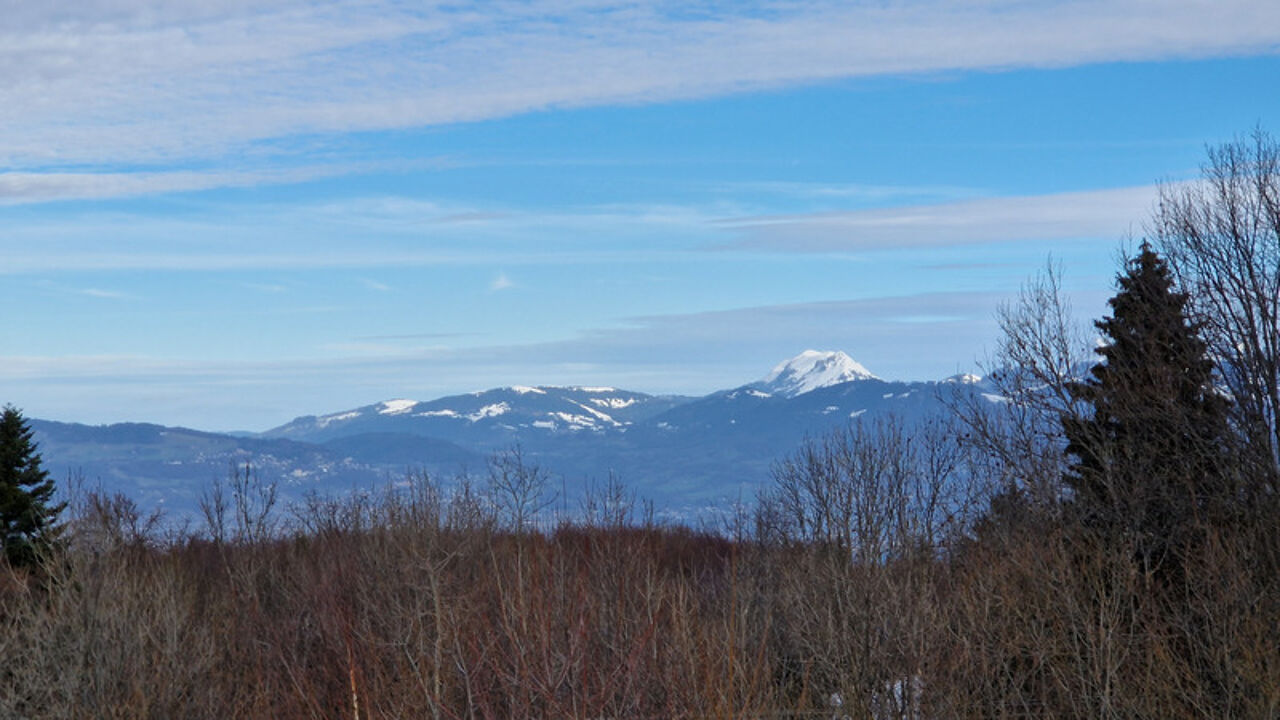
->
3;1;1280;431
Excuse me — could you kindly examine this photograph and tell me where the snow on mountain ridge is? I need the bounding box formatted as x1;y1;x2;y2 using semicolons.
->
316;410;360;428
467;403;510;422
378;399;419;415
758;350;878;398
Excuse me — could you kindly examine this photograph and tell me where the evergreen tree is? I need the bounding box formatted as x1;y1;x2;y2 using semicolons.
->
1062;244;1237;574
0;405;63;567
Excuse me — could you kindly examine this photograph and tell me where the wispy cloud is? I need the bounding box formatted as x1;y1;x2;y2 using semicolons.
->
0;183;1160;274
33;280;137;300
720;185;1160;251
242;282;288;294
489;272;515;292
354;333;481;341
360;278;393;292
0;249;466;274
76;287;133;300
3;1;1277;175
0;166;373;205
711;180;985;206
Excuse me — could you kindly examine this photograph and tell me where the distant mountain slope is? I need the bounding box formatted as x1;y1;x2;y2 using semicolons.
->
262;387;692;446
30;420;479;516
30;351;996;516
319;433;483;468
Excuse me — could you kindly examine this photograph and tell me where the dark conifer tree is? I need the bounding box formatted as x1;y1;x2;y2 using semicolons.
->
1062;244;1237;574
0;405;63;567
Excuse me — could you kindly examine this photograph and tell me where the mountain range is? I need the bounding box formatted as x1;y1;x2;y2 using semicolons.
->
30;351;993;517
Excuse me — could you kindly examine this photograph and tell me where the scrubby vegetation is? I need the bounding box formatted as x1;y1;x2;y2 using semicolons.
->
2;447;1275;718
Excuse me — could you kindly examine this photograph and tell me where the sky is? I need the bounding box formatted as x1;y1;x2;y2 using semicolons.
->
3;0;1280;432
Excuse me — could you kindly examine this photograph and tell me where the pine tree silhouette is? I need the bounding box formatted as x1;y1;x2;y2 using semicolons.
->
1062;244;1237;576
0;405;63;567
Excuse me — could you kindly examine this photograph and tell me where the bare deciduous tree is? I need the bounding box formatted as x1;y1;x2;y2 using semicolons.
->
579;471;638;529
951;261;1094;514
201;462;278;544
1153;127;1280;487
760;414;969;563
487;445;553;533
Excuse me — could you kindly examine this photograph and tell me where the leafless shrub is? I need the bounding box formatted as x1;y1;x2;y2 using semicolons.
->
486;445;553;533
73;489;165;552
579;471;639;529
753;414;973;718
952;262;1094;515
761;414;970;561
198;462;280;545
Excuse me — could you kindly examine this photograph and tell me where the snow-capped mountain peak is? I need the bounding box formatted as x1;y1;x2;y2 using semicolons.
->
757;350;877;397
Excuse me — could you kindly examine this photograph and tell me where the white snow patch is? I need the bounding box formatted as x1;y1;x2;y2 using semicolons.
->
532;420;556;430
508;385;545;395
590;397;637;409
982;393;1010;404
944;373;982;384
467;403;510;422
573;386;616;393
883;393;895;399
823;405;840;414
419;409;460;418
745;389;772;398
317;410;360;428
759;350;877;398
571;400;619;425
850;409;867;418
549;412;598;429
378;399;418;415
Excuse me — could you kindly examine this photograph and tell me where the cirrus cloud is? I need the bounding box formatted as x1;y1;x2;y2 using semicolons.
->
720;185;1162;251
3;0;1279;175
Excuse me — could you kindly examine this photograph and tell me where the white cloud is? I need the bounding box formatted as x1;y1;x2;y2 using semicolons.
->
3;1;1277;172
0;183;1162;274
77;287;132;299
0;195;720;273
721;185;1161;251
360;278;393;292
242;282;288;293
0;167;346;204
489;272;515;291
0;159;449;204
711;180;984;205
